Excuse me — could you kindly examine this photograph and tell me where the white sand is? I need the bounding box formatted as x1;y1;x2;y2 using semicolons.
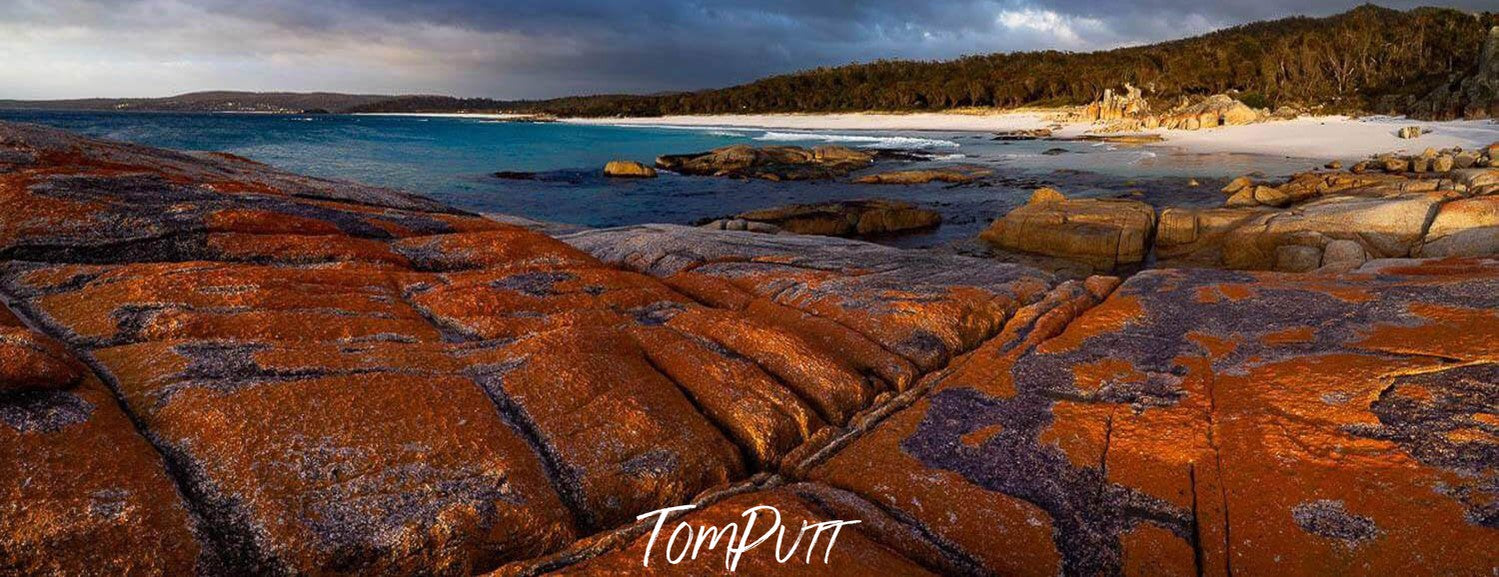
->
563;111;1065;133
564;112;1499;160
358;112;538;120
1149;116;1499;160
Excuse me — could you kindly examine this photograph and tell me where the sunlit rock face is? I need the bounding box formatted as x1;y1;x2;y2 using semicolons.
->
1;121;1494;576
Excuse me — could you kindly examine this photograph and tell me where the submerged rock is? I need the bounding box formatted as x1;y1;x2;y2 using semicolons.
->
852;166;991;185
993;128;1055;140
734;199;941;237
656;144;874;181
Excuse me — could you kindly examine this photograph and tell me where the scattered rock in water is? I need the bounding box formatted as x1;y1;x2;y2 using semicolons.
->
1072;133;1166;145
657;144;874;181
1326;160;1344;170
602;159;657;178
493;170;539;180
1042;147;1069;156
852;165;991;185
734;199;941;237
992;128;1054;141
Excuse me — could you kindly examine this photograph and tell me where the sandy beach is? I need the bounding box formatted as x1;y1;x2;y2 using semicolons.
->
563;111;1499;161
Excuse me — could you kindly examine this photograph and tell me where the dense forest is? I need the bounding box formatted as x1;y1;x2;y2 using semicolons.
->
350;5;1498;119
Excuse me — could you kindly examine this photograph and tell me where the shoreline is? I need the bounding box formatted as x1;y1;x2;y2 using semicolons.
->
555;111;1499;161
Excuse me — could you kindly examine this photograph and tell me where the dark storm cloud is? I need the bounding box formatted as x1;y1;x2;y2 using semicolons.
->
0;0;1492;99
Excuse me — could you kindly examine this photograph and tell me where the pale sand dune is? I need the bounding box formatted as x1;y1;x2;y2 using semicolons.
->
564;112;1499;160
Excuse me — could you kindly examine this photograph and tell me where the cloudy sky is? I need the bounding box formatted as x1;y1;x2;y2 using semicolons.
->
0;0;1492;100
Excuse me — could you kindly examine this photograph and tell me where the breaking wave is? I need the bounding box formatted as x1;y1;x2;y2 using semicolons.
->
752;131;960;150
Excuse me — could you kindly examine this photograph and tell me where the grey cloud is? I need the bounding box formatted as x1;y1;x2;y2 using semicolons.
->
0;1;1493;99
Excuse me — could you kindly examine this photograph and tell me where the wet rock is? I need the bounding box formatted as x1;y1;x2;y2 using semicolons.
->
993;128;1055;140
1398;126;1425;139
1073;134;1166;145
734;199;941;238
655;144;873;181
492;171;539;180
853;166;991;185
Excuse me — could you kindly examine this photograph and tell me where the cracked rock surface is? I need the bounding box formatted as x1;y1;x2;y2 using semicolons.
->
1;121;1494;576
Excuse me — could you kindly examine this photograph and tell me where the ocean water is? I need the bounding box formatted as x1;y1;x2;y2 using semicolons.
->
0;109;1325;248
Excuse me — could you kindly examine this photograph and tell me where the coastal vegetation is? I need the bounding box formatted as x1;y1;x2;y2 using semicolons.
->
361;5;1499;119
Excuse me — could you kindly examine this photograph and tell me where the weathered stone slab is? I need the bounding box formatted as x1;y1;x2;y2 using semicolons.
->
803;259;1499;576
0;306;205;575
565;224;1054;372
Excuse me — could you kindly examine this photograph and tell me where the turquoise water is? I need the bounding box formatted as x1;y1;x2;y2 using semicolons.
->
0;109;1323;247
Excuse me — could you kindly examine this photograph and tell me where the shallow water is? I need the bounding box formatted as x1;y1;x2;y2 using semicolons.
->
0;110;1327;248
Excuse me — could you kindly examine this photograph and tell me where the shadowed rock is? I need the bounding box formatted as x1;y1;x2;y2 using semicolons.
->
731;199;941;238
656;144;874;181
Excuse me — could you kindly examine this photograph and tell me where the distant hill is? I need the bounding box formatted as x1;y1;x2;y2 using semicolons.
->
509;5;1497;119
0;91;398;114
342;95;521;114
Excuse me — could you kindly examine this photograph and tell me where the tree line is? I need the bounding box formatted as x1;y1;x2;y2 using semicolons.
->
349;6;1499;119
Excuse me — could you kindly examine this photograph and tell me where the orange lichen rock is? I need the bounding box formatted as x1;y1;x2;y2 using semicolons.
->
566;224;1055;372
0;305;203;574
534;484;938;576
0;121;1068;573
6;120;1495;576
794;263;1499;577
